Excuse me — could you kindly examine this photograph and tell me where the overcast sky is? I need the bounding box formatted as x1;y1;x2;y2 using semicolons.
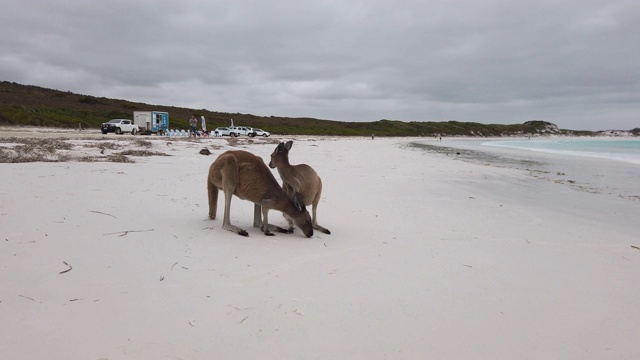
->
2;0;639;130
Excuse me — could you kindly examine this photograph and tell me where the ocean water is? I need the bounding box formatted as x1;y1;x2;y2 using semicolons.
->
408;138;640;201
482;139;640;165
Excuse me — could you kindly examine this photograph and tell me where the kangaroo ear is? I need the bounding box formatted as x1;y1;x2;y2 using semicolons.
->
284;141;293;151
276;143;285;152
293;192;305;211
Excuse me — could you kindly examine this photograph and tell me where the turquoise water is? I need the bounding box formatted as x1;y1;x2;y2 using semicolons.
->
482;139;640;165
408;138;640;201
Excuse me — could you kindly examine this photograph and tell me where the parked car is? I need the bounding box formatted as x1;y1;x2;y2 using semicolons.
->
101;119;139;135
229;126;257;137
254;128;271;137
213;127;237;137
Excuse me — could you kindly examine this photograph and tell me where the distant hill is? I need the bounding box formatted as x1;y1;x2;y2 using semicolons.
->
1;81;637;137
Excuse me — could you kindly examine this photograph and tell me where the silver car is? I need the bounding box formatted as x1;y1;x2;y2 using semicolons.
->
254;128;271;137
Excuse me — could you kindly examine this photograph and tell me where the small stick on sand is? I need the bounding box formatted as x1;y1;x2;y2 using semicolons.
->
59;261;73;274
631;245;640;251
19;295;41;303
103;229;154;237
89;210;116;219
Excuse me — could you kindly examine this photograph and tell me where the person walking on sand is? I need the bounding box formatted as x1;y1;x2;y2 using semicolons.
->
189;115;198;140
201;116;207;137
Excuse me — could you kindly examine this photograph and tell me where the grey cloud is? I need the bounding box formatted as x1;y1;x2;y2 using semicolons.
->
1;0;639;130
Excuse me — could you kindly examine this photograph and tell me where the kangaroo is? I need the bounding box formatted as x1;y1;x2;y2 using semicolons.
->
207;150;313;237
269;141;331;234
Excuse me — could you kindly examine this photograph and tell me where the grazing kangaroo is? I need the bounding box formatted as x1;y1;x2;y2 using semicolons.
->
269;141;331;234
207;150;313;237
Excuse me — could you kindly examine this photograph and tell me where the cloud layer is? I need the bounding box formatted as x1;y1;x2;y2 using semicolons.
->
2;0;639;130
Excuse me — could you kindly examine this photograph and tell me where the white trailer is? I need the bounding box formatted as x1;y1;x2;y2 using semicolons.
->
133;111;169;135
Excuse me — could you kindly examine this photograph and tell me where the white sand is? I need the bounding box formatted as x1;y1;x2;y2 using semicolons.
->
1;131;639;359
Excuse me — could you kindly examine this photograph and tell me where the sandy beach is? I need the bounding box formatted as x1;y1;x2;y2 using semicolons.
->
1;128;639;359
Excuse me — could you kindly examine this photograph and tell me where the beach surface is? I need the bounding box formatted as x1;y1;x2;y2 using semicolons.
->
1;128;639;359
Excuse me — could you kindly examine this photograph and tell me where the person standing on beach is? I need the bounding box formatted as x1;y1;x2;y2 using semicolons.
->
189;115;198;140
201;116;207;137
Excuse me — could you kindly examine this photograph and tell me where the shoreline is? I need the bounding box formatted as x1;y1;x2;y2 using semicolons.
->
410;137;640;201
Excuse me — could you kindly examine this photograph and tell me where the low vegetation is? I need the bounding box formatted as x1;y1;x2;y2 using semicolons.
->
2;81;637;137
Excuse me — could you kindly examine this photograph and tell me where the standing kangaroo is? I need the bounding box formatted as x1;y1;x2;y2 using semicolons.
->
269;141;331;234
208;150;313;237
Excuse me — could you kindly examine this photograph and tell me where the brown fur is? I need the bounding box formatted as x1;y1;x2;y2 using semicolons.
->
269;141;331;234
208;150;313;237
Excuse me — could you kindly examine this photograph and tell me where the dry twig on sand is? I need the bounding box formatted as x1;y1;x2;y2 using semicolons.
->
59;261;73;274
88;210;116;218
19;295;41;303
103;229;154;237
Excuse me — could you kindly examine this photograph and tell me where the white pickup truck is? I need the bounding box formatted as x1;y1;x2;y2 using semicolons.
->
101;119;139;135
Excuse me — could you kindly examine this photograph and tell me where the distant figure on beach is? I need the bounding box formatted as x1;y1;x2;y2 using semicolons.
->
372;133;375;140
189;115;198;140
201;116;207;137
